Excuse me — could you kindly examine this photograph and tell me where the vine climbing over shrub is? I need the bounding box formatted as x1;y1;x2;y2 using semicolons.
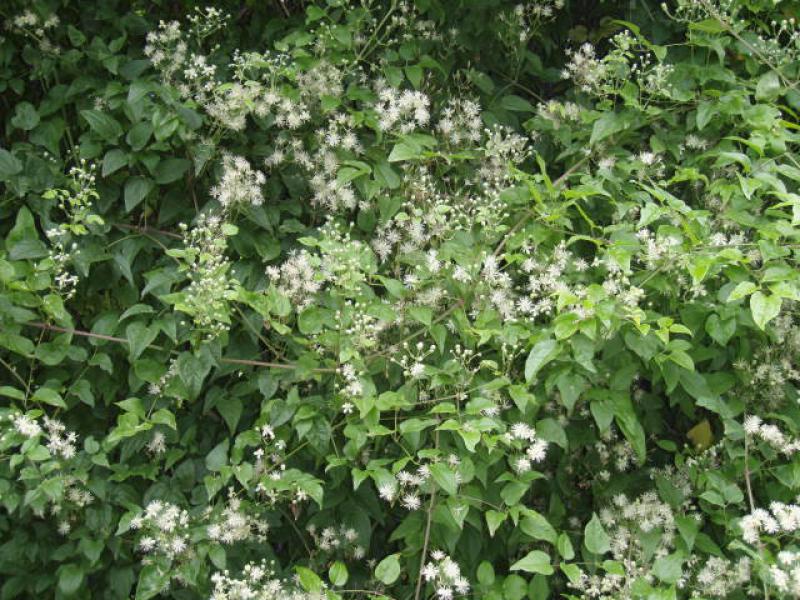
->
2;0;800;598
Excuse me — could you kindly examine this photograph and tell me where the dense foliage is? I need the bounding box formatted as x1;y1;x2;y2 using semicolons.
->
3;0;800;598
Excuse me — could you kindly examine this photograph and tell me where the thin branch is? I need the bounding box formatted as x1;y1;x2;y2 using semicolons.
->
23;322;336;373
743;433;756;512
0;356;30;396
744;432;770;600
413;485;436;600
413;431;439;600
113;223;183;240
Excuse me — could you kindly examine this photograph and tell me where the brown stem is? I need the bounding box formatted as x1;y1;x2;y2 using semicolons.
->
413;431;439;600
0;356;30;395
113;223;183;240
744;432;770;600
23;322;336;373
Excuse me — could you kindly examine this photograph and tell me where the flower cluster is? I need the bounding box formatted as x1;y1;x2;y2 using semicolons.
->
5;9;61;53
692;555;752;598
43;161;103;300
210;560;325;600
740;500;800;544
7;412;78;460
306;524;365;560
571;492;680;598
421;551;470;599
562;30;672;101
130;500;192;561
507;422;548;473
210;154;266;209
373;84;431;133
206;493;269;545
170;215;238;338
744;415;800;456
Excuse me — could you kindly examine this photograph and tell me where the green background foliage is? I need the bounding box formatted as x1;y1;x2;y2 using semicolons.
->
2;0;800;598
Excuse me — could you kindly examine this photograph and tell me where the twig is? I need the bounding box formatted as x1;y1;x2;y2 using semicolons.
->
22;322;336;373
340;590;398;599
743;433;756;512
413;431;439;600
113;223;183;240
0;356;30;396
275;0;291;18
744;432;770;600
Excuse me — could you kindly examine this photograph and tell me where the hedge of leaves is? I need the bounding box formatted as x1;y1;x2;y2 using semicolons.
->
3;0;800;598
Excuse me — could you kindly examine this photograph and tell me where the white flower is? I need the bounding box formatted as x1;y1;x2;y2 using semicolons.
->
743;415;762;435
422;563;439;581
409;362;426;378
378;483;396;502
401;493;421;510
210;153;266;208
12;414;42;437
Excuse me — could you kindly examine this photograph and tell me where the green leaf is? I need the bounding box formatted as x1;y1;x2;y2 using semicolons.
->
373;159;400;189
81;109;124;141
0;148;23;179
0;386;26;400
584;513;611;555
298;307;325;334
536;418;568;449
557;533;575;560
177;351;212;399
375;554;401;584
408;305;433;326
428;463;458;495
57;563;84;595
501;95;536;112
217;398;243;434
756;71;782;102
668;350;695;371
503;574;528;600
329;561;349;587
125;322;157;361
561;563;583;585
509;550;553;575
525;339;558;382
154;158;191;184
653;552;684;584
124;176;154;212
705;314;736;346
612;394;646;463
6;207;47;260
520;510;558;544
206;439;229;471
135;564;170;600
32;387;67;409
477;561;495;585
388;141;421;162
590;111;631;145
102;149;128;177
750;291;781;330
127;122;153;150
12;102;40;131
486;510;507;537
728;281;757;302
296;567;323;592
150;409;177;430
696;101;716;131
